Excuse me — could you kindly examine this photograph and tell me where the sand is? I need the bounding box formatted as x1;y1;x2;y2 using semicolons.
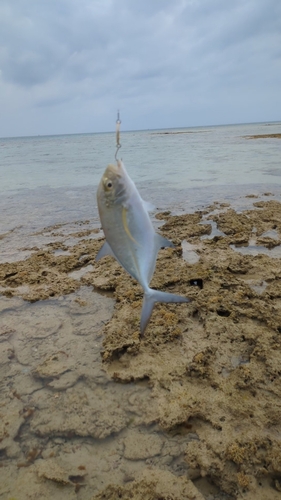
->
0;196;281;499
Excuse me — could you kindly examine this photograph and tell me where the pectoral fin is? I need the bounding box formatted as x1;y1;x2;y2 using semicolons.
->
96;241;115;261
141;199;155;212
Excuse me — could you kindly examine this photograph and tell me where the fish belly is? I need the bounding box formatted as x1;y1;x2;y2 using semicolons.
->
100;200;155;287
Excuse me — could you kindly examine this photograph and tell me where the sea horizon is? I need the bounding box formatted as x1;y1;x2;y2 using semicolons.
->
1;119;281;140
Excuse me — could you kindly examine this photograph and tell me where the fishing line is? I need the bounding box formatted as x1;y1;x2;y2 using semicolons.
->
115;110;121;161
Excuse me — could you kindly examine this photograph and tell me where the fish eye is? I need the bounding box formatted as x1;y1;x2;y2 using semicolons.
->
104;178;113;190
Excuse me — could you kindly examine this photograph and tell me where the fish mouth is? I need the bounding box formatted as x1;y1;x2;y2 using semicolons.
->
101;163;126;198
105;163;119;174
105;160;126;177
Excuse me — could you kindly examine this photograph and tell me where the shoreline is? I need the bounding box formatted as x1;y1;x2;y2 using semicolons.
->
1;194;281;499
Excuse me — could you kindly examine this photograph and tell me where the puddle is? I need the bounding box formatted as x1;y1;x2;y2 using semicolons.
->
230;238;281;258
64;233;102;248
261;229;280;240
0;286;203;499
221;356;250;378
0;249;34;264
53;249;71;256
200;220;226;240
244;279;268;294
61;236;81;247
231;355;250;368
0;219;101;266
181;240;200;264
81;232;102;240
11;284;31;296
68;264;94;280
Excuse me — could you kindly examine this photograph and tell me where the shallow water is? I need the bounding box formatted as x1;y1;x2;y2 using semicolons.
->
230;239;281;258
1;122;281;193
1;122;281;267
0;287;208;498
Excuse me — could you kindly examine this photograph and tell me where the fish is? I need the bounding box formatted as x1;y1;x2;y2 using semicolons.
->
96;160;190;335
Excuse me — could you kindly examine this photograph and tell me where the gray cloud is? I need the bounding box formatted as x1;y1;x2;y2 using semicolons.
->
0;0;280;136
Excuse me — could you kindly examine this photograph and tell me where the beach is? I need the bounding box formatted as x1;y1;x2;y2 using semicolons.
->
1;189;281;499
1;123;281;499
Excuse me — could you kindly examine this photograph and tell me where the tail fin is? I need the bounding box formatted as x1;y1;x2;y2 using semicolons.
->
140;288;190;336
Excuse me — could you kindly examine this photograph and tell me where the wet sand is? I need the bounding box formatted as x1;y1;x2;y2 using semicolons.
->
1;196;281;499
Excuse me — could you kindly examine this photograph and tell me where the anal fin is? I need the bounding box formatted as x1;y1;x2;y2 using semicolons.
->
96;241;115;261
155;233;174;250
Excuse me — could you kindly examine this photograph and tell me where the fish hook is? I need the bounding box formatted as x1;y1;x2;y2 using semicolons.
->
115;110;121;161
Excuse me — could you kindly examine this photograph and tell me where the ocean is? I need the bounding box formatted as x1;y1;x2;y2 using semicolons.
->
0;122;281;262
0;120;281;264
1;121;281;262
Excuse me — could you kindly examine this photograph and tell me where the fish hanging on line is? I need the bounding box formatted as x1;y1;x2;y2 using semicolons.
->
96;159;190;336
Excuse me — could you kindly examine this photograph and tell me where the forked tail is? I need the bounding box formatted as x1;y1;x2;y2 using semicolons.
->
140;288;190;336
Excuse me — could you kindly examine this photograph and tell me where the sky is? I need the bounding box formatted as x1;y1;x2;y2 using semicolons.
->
0;0;280;137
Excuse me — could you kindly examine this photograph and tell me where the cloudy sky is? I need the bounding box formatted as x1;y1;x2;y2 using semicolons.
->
0;0;280;137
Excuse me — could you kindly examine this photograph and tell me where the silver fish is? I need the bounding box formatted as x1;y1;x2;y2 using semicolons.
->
96;160;190;335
